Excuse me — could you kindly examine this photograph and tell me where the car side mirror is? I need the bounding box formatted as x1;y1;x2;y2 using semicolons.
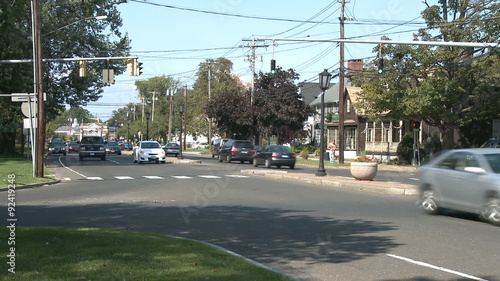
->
464;167;486;174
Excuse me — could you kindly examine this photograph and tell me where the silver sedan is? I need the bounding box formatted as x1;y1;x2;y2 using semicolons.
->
417;148;500;226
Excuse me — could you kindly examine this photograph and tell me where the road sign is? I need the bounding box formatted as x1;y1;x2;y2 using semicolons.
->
21;101;37;117
23;117;37;129
10;92;45;102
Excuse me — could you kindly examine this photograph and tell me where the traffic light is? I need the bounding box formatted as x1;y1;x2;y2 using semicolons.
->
127;59;135;76
377;58;384;74
79;61;87;77
135;61;143;76
270;59;276;74
411;121;421;130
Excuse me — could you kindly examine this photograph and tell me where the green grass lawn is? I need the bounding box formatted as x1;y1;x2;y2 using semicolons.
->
0;227;291;281
0;157;54;188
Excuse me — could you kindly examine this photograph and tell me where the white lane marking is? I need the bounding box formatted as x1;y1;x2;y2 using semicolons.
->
86;177;103;181
58;156;87;178
387;254;489;281
171;176;193;179
107;158;120;164
143;176;164;179
226;175;249;178
115;176;133;180
198;175;222;179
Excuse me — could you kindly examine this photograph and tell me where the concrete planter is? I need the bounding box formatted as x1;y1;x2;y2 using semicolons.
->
350;162;378;181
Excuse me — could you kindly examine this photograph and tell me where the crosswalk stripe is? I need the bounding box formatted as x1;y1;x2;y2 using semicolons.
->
143;176;164;179
86;177;103;180
115;176;134;180
198;175;222;179
226;175;249;178
171;176;193;179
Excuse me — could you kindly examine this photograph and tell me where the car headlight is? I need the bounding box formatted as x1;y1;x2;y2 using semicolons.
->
140;150;148;155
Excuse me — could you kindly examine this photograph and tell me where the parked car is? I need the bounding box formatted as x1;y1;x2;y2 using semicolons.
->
68;141;79;153
105;141;122;155
193;142;209;150
211;138;232;158
48;139;67;155
480;139;500;148
218;140;255;163
79;136;106;161
163;142;181;157
252;145;296;169
123;142;133;150
133;141;166;164
417;148;500;226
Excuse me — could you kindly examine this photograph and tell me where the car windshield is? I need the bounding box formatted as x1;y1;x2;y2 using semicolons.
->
82;137;103;144
107;142;119;146
485;153;500;173
167;143;179;147
142;142;161;149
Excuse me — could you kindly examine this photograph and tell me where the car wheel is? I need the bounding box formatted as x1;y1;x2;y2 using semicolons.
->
420;188;439;215
290;164;295;169
265;158;271;168
101;156;106;161
218;154;223;162
79;155;83;161
253;158;258;167
240;160;245;164
226;155;232;163
118;152;121;155
480;197;500;226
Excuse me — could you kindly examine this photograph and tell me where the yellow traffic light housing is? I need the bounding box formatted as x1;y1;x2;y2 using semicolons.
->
135;61;143;76
127;59;135;76
79;61;87;77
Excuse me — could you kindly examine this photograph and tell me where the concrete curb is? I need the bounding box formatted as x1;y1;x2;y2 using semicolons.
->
241;169;418;196
0;179;61;192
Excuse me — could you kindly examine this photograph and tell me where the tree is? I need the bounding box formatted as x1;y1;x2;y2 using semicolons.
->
253;67;315;144
0;0;130;154
191;58;246;138
356;0;500;149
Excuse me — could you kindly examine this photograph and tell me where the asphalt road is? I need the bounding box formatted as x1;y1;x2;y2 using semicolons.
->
1;152;498;281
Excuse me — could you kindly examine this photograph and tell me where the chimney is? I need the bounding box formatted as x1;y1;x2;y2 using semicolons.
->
347;59;363;80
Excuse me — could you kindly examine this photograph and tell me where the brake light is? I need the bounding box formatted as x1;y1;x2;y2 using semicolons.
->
230;149;239;153
272;152;278;158
292;153;296;158
249;150;256;154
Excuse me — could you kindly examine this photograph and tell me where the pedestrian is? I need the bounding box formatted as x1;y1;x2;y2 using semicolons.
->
328;141;336;163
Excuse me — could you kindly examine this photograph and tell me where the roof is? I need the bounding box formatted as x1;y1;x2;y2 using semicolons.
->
308;79;353;106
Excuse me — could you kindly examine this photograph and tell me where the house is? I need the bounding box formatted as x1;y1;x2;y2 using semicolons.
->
300;59;423;160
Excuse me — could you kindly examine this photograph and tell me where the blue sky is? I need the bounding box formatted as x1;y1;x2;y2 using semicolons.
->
86;0;431;120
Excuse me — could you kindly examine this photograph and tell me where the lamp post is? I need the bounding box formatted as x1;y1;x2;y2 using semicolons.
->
145;111;150;140
316;69;332;177
178;103;184;159
127;119;131;148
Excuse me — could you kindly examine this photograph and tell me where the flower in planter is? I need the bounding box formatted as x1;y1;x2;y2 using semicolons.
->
353;152;376;162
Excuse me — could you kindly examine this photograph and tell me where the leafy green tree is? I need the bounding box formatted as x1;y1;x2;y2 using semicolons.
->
0;0;130;154
356;0;500;149
253;67;315;144
191;58;246;138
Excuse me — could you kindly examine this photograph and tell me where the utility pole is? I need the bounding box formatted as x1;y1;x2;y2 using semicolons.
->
207;64;212;151
167;87;174;142
184;85;188;150
338;0;346;164
34;0;45;177
241;39;268;104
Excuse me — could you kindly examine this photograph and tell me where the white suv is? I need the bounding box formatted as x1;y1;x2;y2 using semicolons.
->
133;141;166;164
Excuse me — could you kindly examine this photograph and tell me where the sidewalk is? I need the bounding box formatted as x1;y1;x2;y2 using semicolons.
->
241;169;418;196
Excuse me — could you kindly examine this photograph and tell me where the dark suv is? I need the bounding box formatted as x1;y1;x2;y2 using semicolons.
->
79;136;106;161
211;138;232;158
218;140;255;163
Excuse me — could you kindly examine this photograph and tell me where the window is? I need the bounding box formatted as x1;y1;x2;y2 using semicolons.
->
345;128;356;150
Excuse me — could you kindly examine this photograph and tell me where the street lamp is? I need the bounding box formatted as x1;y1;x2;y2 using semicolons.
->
127;119;131;148
316;69;332;177
145;111;150;140
178;103;184;159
